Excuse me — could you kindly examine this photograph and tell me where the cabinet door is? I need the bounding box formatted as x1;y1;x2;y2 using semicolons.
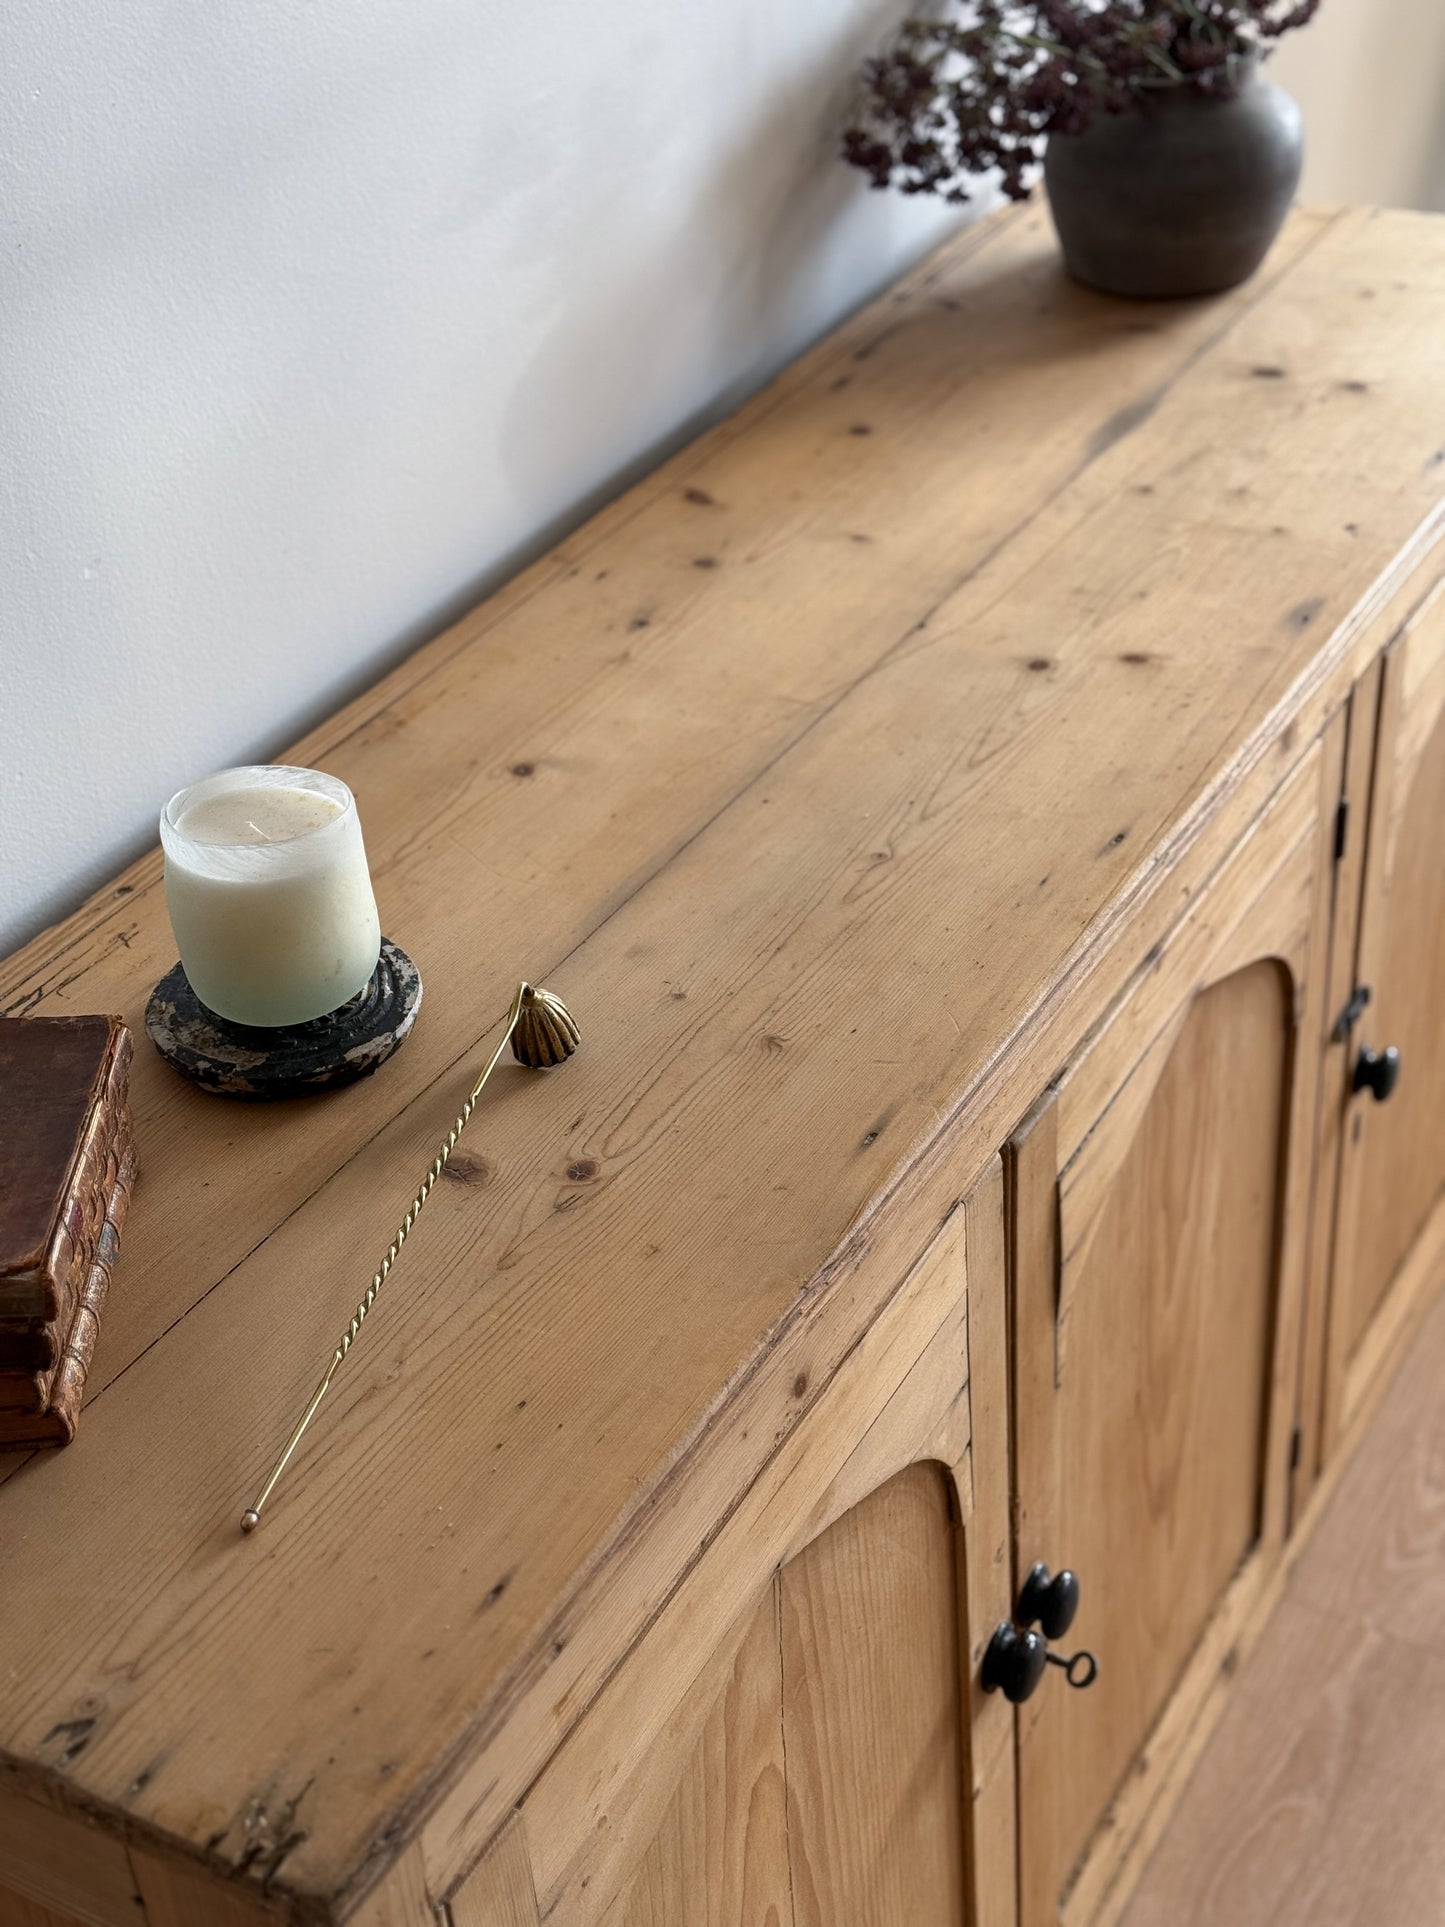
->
1324;580;1445;1449
1009;747;1333;1926
470;1168;1017;1927
595;1463;969;1927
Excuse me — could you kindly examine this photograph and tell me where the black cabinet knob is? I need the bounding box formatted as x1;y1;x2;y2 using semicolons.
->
1353;1045;1401;1103
1018;1562;1080;1639
981;1623;1048;1703
981;1622;1098;1701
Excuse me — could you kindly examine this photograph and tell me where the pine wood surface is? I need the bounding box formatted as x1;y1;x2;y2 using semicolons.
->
1009;757;1330;1925
1292;676;1379;1519
481;1202;975;1927
955;1163;1019;1927
529;1469;966;1927
546;1590;788;1927
342;1845;435;1927
0;1784;143;1926
602;1582;791;1927
1;201;1444;1919
779;1464;966;1926
447;1174;999;1927
127;1853;285;1927
1327;580;1445;1420
0;1899;89;1927
1034;962;1289;1917
446;1816;537;1927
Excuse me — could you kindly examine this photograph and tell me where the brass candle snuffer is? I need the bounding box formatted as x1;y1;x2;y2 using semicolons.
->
240;980;580;1534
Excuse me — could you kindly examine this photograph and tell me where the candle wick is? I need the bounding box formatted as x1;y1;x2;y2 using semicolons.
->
245;819;275;842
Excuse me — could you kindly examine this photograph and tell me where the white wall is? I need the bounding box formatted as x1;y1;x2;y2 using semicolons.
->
1270;0;1445;213
0;0;976;955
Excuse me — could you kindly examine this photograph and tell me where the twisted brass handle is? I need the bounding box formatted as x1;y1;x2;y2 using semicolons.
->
240;980;579;1533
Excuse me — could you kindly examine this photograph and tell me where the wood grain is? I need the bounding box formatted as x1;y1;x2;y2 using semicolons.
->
527;1590;784;1927
1054;741;1318;1169
1327;583;1445;1424
780;1463;965;1927
1291;685;1373;1520
1012;767;1330;1924
958;1162;1018;1927
786;1287;970;1566
445;1815;537;1927
600;1583;790;1927
0;200;1443;1921
130;1848;285;1926
1026;963;1290;1922
0;201;1336;1415
1010;743;1335;1927
0;1895;94;1927
508;1206;972;1927
0;1784;142;1927
511;1187;995;1927
343;1844;436;1927
1121;1287;1445;1927
1291;1227;1445;1657
1124;1606;1445;1927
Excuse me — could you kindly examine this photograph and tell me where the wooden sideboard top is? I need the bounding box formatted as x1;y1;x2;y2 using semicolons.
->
2;202;1443;1916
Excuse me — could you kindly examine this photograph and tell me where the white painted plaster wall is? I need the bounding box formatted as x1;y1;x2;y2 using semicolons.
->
1270;0;1445;213
0;0;978;953
2;2;1441;956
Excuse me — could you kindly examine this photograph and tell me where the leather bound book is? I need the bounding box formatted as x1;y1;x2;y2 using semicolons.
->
0;1367;49;1414
0;1323;60;1372
0;1015;133;1323
0;1147;135;1447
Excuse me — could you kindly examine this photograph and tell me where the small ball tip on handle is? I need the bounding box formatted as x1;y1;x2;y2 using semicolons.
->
240;1508;261;1534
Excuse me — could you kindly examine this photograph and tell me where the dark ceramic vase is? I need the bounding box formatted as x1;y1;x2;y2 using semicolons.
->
1043;65;1303;299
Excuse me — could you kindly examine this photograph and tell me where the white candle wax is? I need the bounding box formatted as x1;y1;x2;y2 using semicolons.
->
160;765;382;1027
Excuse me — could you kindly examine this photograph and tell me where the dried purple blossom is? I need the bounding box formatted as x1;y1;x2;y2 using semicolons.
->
842;0;1320;204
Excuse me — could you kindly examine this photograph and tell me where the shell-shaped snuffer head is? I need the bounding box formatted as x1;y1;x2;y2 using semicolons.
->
512;983;581;1068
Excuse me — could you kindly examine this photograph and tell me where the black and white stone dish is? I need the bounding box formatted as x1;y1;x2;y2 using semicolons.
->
145;938;422;1098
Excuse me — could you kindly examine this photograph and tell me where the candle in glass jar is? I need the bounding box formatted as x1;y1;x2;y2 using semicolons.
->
160;765;382;1027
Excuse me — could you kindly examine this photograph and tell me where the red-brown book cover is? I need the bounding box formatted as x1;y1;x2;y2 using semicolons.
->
0;1016;132;1325
0;1144;135;1447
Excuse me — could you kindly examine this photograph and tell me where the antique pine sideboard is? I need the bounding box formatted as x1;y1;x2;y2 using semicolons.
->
2;201;1443;1927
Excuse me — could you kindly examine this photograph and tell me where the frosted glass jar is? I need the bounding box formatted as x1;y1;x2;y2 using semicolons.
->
160;765;382;1027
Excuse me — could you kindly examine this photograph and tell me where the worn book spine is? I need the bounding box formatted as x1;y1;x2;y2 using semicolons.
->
0;1029;133;1324
0;1143;136;1448
42;1028;134;1309
0;1123;123;1324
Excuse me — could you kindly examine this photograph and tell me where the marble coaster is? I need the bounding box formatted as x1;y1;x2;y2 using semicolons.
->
145;938;422;1098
